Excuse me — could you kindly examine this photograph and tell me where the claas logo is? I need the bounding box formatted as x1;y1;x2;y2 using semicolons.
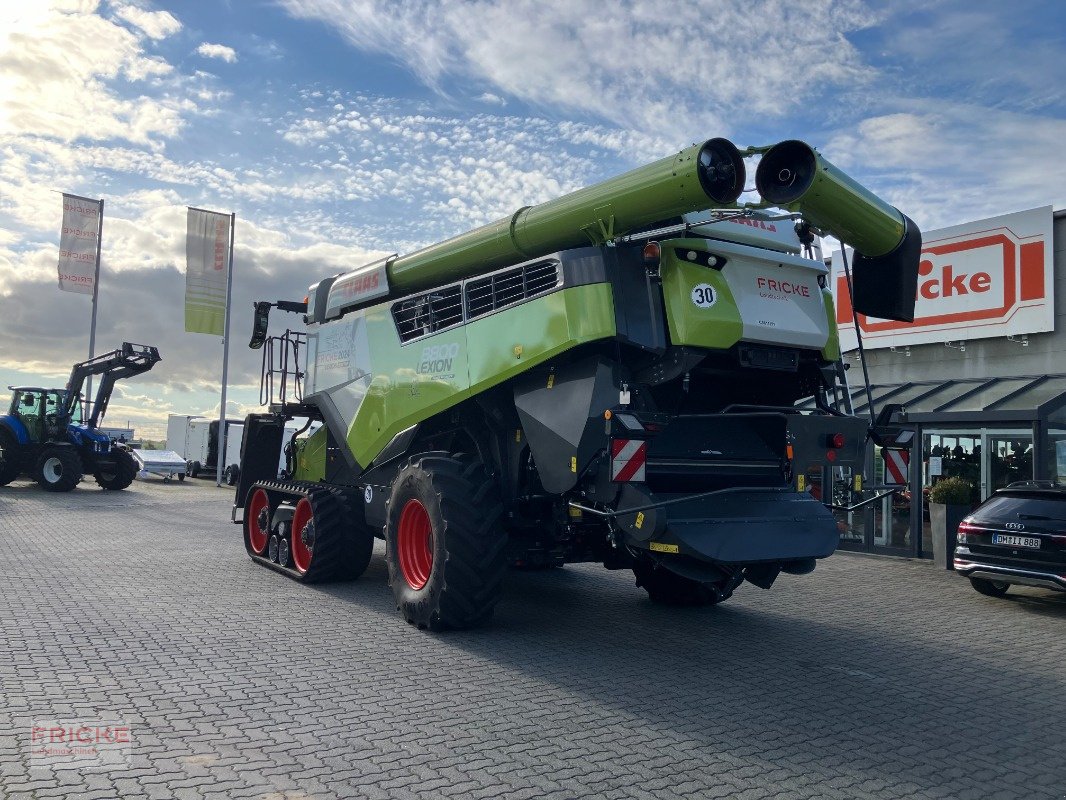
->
838;229;1046;330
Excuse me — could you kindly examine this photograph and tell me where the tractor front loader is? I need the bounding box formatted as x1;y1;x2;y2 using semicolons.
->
232;137;920;630
0;343;161;491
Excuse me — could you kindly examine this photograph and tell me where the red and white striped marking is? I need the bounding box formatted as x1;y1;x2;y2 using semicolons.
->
883;448;909;486
611;439;647;482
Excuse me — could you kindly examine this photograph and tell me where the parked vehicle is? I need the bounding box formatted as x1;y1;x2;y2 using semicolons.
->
230;136;921;631
166;415;243;481
0;343;161;492
954;481;1066;596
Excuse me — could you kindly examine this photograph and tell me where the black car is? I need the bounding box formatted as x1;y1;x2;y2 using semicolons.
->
954;481;1066;597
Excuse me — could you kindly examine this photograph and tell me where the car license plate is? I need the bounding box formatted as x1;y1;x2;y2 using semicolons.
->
992;533;1041;549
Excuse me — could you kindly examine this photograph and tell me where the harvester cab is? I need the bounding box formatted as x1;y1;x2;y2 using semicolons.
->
0;343;161;492
234;137;921;631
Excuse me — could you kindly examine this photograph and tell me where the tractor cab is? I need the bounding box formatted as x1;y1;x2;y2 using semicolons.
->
7;387;82;442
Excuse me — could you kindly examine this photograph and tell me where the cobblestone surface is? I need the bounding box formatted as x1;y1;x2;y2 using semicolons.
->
0;477;1064;799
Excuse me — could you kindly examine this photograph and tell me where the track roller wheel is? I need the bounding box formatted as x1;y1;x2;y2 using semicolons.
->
245;488;271;556
278;537;290;568
385;453;507;631
289;489;373;583
268;534;280;563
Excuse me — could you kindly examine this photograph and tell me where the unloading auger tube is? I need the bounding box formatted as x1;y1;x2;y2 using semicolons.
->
755;140;922;322
384;137;748;294
367;138;917;321
259;136;920;335
384;137;921;303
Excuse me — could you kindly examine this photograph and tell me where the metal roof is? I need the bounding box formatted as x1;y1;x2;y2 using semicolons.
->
801;374;1066;423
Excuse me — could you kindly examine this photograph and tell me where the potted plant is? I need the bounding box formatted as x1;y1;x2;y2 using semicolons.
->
928;476;976;570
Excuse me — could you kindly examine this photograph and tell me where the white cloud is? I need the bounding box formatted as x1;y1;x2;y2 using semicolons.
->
0;3;189;148
277;0;875;140
112;3;182;40
196;42;237;63
825;103;1066;230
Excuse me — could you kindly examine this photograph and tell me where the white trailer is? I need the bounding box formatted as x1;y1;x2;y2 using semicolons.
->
166;414;244;480
132;448;187;482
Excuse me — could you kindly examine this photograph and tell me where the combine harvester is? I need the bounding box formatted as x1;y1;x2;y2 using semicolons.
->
231;138;920;629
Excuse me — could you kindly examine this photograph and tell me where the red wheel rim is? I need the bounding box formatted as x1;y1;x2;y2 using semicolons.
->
397;498;433;589
291;497;314;573
246;489;270;555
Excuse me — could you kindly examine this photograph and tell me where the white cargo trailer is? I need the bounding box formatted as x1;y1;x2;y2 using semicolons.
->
166;414;244;480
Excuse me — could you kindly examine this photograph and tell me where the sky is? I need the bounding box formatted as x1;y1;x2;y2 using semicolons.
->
1;0;1064;440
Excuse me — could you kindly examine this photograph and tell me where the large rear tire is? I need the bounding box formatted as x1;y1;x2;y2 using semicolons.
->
94;449;138;490
0;427;22;486
34;447;83;492
385;453;507;631
633;557;740;606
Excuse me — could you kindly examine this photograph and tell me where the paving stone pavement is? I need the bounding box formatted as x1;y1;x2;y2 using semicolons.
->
0;477;1064;800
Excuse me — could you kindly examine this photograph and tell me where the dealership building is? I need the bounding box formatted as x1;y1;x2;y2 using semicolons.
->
822;206;1066;559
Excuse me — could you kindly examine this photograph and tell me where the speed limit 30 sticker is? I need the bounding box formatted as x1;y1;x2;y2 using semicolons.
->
691;283;717;308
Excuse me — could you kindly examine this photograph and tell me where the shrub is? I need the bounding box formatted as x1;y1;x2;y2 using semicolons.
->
929;475;975;505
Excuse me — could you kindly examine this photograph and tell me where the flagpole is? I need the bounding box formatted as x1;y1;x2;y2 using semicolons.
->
85;198;104;416
216;212;235;487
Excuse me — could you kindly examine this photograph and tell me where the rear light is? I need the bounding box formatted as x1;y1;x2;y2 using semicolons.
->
957;521;979;543
642;241;661;267
827;433;845;449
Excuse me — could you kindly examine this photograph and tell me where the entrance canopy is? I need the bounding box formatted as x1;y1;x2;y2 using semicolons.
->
807;373;1066;424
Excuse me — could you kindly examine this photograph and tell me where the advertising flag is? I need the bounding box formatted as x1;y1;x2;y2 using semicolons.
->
185;208;232;335
58;194;102;294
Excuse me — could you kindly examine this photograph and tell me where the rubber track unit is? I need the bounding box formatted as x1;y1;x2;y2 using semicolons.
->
244;480;372;584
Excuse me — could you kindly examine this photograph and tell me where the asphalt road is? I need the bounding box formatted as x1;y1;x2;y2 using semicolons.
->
1;477;1064;799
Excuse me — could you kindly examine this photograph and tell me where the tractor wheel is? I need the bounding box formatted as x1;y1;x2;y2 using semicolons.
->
34;447;83;492
0;427;22;486
289;488;375;582
94;449;138;490
633;557;740;607
385;453;507;631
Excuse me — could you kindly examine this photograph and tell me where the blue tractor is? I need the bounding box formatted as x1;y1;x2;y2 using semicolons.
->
0;343;161;492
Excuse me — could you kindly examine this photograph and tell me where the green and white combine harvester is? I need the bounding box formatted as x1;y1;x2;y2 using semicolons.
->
233;138;921;630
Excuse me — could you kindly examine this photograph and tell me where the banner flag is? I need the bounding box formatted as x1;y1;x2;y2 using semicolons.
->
185;208;231;335
58;194;102;294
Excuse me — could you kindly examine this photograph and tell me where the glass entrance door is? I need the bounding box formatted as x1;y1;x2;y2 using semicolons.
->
919;428;1033;556
985;434;1034;495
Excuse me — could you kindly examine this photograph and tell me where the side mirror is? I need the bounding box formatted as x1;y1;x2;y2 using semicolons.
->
249;301;271;349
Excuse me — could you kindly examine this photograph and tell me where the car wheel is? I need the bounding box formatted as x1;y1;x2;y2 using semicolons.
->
970;577;1010;598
